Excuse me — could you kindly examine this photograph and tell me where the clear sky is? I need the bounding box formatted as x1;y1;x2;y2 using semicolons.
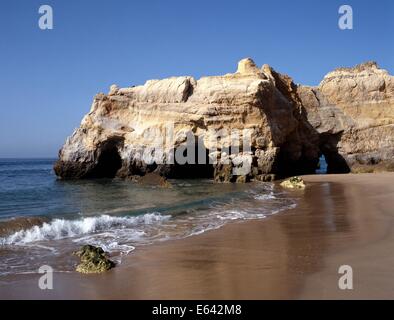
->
0;0;393;158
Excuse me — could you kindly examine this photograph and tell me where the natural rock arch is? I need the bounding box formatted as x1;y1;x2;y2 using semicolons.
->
54;59;394;181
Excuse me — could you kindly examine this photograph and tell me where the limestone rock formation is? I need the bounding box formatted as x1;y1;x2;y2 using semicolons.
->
54;59;394;181
299;61;394;173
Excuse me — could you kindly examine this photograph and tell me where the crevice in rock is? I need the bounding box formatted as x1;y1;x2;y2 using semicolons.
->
181;79;194;102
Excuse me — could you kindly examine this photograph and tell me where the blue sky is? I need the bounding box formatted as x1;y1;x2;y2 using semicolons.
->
0;0;393;157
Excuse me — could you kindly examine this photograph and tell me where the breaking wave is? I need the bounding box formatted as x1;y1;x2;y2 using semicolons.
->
0;213;170;245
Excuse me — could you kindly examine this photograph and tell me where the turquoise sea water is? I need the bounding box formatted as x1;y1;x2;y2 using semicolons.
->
0;159;297;275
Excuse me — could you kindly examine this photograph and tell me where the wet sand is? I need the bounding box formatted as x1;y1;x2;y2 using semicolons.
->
1;173;394;299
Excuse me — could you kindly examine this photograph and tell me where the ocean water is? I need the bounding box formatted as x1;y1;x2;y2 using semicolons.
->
316;155;328;174
0;159;297;275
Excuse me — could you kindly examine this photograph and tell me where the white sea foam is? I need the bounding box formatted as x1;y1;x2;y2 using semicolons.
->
0;213;170;245
216;210;266;221
254;192;276;200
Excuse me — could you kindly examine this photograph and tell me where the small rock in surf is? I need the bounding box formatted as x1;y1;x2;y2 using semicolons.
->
280;176;306;189
73;245;115;274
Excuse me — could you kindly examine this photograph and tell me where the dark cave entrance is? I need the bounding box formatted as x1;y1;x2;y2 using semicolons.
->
168;138;215;179
322;151;351;174
89;138;123;178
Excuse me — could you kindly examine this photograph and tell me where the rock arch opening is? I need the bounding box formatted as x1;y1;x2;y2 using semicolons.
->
316;154;328;174
319;133;350;174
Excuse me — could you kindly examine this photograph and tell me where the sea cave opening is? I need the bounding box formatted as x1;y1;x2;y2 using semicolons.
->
169;138;214;179
89;139;123;178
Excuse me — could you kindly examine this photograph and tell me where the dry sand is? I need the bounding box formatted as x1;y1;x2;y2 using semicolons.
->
1;173;394;299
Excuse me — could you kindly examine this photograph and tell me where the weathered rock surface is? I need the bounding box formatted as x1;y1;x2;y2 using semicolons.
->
299;61;394;173
54;59;394;181
73;245;115;274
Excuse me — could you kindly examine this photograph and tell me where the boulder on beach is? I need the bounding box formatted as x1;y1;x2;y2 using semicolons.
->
280;176;306;189
73;245;115;274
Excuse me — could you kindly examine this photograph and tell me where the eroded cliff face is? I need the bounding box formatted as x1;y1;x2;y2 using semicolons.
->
54;59;394;181
299;61;394;173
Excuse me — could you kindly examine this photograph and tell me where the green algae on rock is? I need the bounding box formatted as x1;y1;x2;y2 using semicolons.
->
280;176;306;189
73;245;115;274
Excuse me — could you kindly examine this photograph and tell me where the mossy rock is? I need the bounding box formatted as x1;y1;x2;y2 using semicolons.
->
280;176;305;189
73;245;115;274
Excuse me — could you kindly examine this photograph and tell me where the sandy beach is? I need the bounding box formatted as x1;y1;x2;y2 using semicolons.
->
1;172;394;299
